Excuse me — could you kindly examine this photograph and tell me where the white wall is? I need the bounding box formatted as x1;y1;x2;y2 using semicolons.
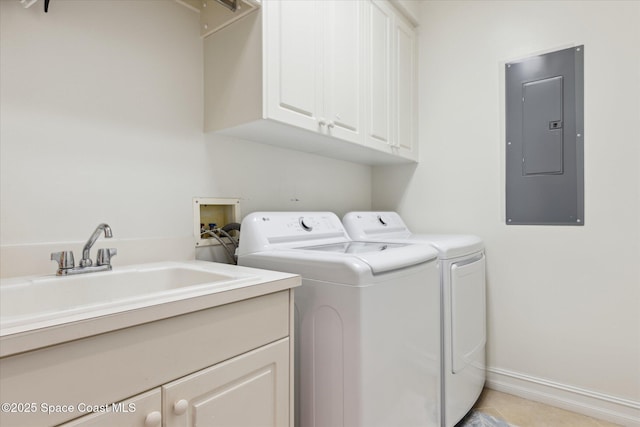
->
3;0;637;422
0;0;371;276
373;1;640;424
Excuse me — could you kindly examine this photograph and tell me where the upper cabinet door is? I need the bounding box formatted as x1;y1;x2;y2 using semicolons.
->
363;0;418;160
394;14;418;160
323;0;364;144
264;0;322;132
364;0;394;149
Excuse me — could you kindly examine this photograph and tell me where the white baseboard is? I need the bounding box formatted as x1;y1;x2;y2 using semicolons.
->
486;367;640;427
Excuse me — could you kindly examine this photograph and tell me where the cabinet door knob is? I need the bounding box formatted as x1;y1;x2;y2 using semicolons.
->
144;411;162;427
173;399;188;415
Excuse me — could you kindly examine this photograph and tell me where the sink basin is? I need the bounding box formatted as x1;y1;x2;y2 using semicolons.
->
0;262;257;334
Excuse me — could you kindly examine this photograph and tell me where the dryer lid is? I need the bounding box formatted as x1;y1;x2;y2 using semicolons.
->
343;211;484;259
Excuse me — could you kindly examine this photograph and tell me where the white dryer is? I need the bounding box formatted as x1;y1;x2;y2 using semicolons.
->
238;212;441;427
342;211;486;427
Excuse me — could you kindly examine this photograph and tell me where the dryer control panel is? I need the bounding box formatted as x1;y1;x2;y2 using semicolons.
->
342;211;410;240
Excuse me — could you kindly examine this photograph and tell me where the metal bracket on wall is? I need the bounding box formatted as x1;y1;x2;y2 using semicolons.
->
174;0;260;38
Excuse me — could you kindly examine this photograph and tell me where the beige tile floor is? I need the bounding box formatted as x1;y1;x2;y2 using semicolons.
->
473;388;621;427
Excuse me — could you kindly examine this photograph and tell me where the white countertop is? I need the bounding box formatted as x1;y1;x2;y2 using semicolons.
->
0;260;299;357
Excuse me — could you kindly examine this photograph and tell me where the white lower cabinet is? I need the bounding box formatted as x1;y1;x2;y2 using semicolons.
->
1;290;295;427
163;339;289;427
58;339;289;427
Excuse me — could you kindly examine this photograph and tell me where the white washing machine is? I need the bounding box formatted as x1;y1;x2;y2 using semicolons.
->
238;212;441;427
342;211;486;427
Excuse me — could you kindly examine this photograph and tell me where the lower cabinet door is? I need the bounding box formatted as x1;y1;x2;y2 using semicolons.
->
163;338;290;427
56;389;161;427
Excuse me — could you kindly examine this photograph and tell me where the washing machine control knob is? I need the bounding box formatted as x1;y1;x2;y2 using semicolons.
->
299;217;313;232
377;215;388;226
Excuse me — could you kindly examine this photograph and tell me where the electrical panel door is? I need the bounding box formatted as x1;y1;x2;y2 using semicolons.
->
505;46;584;225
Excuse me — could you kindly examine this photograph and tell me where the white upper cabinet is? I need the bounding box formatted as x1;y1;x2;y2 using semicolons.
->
394;9;418;160
264;0;363;144
322;0;364;144
264;0;321;132
204;0;417;165
365;0;394;149
364;0;418;161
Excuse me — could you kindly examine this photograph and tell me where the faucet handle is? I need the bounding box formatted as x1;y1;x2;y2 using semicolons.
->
51;251;75;270
96;248;117;266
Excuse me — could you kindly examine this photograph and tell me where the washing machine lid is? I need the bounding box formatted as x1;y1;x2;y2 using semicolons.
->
240;241;437;283
298;241;405;254
295;241;434;274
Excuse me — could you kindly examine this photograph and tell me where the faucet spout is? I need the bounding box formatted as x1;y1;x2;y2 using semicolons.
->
80;223;113;267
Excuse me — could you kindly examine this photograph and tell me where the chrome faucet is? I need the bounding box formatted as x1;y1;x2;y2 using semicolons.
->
80;223;112;267
51;223;117;276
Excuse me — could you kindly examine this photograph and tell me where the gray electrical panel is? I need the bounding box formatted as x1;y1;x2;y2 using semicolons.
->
505;46;584;225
